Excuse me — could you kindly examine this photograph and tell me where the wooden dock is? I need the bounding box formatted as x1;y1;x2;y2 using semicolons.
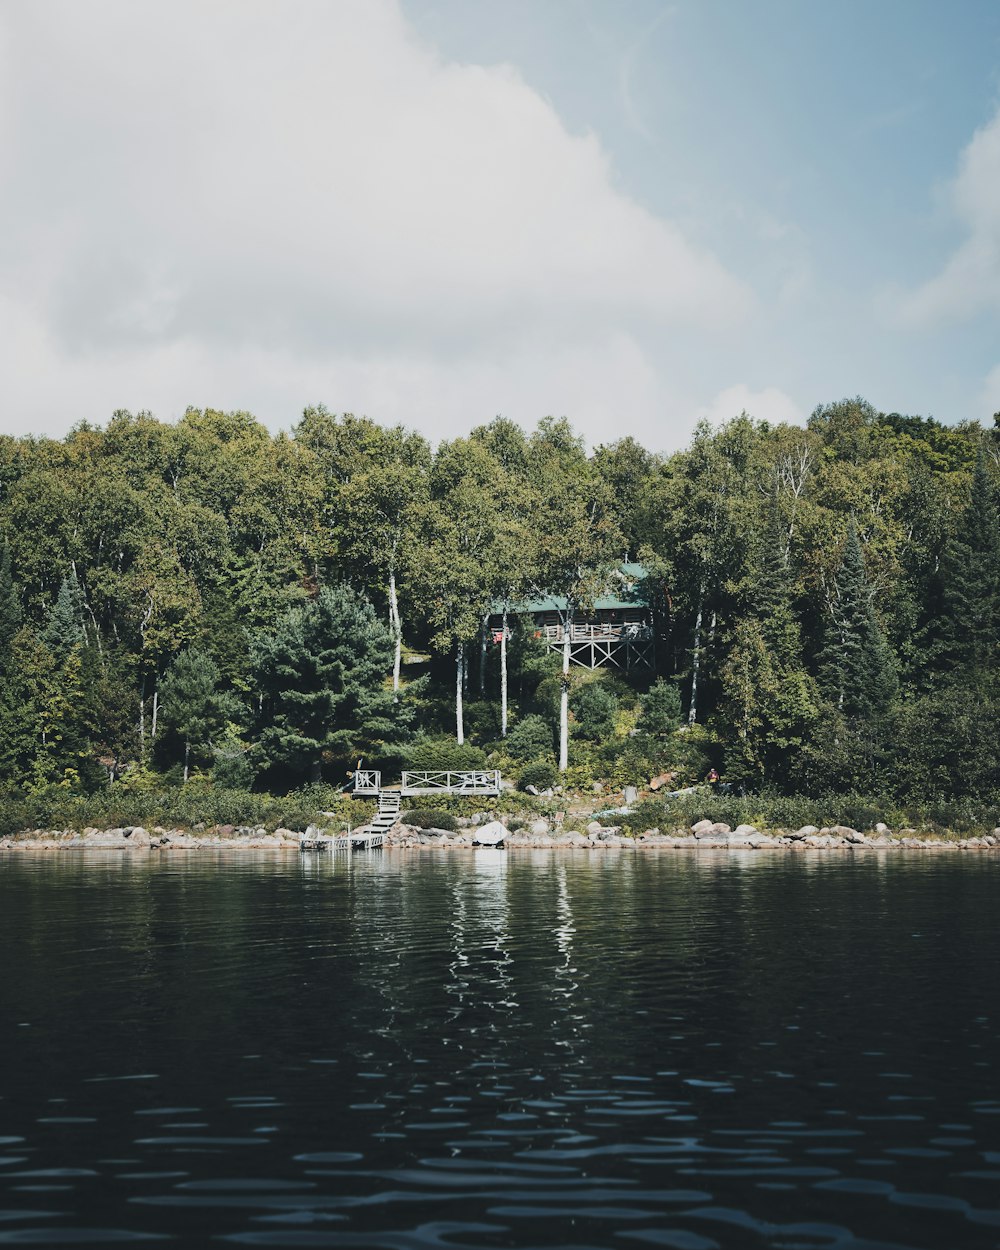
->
299;769;504;852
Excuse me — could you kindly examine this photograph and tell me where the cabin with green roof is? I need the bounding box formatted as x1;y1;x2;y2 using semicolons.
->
489;562;654;672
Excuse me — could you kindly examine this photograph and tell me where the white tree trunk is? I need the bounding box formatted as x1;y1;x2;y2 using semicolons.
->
139;675;146;761
688;588;704;726
388;570;401;700
183;740;190;784
559;612;571;771
455;640;465;744
151;687;159;741
478;613;487;696
500;609;508;737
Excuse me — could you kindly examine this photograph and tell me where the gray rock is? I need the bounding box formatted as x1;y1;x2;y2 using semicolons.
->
788;825;819;840
474;820;509;846
831;825;865;844
710;822;731;836
733;823;758;836
623;786;638;804
875;822;890;834
126;827;151;848
530;818;550;835
587;820;604;835
691;818;714;836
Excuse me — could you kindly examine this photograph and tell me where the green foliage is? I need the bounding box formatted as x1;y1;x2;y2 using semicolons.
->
404;734;486;771
254;584;404;782
0;784;357;838
0;402;997;813
503;713;554;761
400;808;459;831
159;648;237;778
0;541;22;663
518;760;558;791
637;679;681;736
570;680;618;740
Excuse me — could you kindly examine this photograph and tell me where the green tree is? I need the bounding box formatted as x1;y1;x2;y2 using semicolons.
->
817;517;898;718
254;585;401;783
0;541;22;665
637;678;681;736
159;649;236;782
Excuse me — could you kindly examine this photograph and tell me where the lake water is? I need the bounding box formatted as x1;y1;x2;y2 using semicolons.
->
0;849;998;1249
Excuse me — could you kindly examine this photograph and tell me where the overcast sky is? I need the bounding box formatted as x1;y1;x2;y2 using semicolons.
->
2;0;1000;451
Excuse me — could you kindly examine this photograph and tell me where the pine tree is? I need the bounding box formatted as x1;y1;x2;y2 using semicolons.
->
817;517;897;719
933;452;1000;679
254;585;404;784
0;542;22;667
159;649;236;783
40;574;86;658
637;678;681;736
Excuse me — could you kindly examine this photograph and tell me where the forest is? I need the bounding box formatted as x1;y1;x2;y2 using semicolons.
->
0;398;998;831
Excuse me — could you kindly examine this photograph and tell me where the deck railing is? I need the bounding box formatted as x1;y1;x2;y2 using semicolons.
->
541;622;652;643
352;769;382;794
401;769;502;795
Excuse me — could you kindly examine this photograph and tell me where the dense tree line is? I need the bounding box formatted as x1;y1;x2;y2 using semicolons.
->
0;399;997;805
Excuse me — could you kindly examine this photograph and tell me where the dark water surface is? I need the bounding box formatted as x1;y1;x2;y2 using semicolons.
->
0;849;998;1249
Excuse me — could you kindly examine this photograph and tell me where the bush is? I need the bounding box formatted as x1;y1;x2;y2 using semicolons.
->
518;760;558;792
401;808;459;832
637;679;682;736
405;734;486;771
0;783;359;837
504;714;555;761
571;681;618;740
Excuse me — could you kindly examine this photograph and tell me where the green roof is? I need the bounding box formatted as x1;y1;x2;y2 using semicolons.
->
495;563;649;614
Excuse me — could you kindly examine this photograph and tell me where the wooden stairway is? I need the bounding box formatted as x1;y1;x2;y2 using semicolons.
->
363;790;401;838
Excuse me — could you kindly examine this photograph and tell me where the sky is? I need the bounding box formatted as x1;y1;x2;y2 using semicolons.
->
2;0;1000;452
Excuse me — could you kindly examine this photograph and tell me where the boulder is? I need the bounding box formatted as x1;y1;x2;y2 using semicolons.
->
831;825;865;844
473;820;509;847
788;825;818;840
530;818;550;835
587;820;604;835
875;822;890;835
733;824;758;836
125;826;151;848
691;818;714;837
623;786;639;805
710;822;732;836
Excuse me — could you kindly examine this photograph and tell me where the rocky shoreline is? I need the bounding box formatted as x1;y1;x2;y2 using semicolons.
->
2;816;1000;852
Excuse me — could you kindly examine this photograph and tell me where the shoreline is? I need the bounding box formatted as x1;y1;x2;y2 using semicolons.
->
2;820;1000;853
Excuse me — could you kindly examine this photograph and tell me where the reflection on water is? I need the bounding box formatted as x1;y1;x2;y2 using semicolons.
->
0;849;998;1248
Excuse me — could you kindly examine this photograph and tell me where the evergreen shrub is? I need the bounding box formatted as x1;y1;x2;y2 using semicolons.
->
518;761;558;792
401;809;459;831
503;714;554;761
405;734;486;771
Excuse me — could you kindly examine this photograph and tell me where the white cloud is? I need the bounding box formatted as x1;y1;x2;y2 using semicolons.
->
900;105;1000;324
980;363;1000;418
687;383;804;429
0;0;753;447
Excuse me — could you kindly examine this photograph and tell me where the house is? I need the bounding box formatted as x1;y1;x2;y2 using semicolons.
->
490;562;654;672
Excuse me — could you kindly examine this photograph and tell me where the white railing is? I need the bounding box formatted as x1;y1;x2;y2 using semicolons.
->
352;769;382;794
401;770;502;794
541;622;652;643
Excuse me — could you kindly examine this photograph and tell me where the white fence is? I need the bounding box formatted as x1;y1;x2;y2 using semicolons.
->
400;770;502;796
